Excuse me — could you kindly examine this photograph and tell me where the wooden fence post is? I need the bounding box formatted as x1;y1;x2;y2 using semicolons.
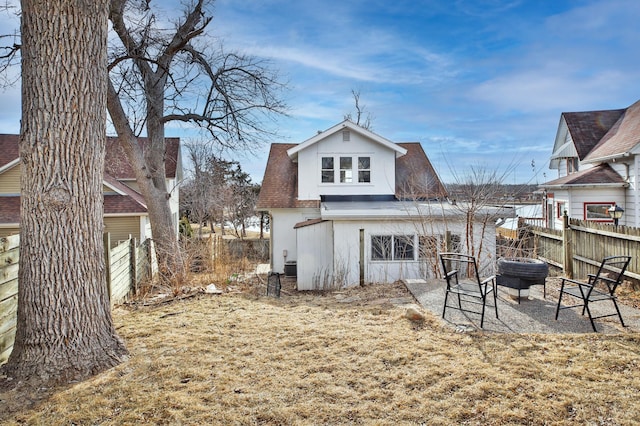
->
130;238;138;296
103;233;112;302
562;211;573;278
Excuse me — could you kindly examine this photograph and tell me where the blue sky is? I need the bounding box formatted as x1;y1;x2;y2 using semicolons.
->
208;0;640;184
1;0;639;185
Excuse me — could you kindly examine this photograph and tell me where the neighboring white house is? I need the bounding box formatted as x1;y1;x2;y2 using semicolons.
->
541;99;640;229
257;120;510;290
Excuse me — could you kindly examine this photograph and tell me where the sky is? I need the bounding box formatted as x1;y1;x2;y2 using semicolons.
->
1;0;640;185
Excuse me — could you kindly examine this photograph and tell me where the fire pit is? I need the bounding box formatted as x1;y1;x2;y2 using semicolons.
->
496;257;549;302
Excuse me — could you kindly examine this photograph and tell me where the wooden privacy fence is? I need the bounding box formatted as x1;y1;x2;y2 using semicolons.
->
0;235;18;365
522;215;640;282
104;234;157;304
0;233;157;365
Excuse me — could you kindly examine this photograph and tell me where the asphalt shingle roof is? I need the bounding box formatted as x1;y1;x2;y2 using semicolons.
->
562;109;625;160
542;164;626;187
584;99;640;162
0;134;178;223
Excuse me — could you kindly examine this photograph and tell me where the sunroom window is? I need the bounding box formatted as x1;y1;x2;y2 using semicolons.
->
371;235;415;261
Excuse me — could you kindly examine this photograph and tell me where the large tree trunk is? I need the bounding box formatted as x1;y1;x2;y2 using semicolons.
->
2;0;128;384
106;80;186;285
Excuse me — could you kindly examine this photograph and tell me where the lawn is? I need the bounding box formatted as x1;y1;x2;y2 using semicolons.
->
1;278;640;425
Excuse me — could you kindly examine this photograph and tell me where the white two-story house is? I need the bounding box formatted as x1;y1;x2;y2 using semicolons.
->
541;99;640;229
257;120;507;290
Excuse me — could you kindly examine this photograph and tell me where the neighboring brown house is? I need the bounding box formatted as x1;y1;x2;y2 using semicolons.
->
0;134;182;247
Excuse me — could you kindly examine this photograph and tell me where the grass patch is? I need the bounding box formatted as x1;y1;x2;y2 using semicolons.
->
1;280;640;425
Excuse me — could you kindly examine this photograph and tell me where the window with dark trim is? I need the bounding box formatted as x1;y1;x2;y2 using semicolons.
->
556;201;565;218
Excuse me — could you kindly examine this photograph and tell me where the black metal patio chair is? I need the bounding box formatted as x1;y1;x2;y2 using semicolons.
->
555;255;632;332
440;252;498;328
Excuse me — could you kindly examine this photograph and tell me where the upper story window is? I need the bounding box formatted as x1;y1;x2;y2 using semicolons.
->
567;158;579;174
321;157;334;183
358;156;370;183
321;155;371;184
340;157;353;183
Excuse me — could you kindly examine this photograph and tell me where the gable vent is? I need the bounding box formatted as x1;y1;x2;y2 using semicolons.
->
342;130;350;141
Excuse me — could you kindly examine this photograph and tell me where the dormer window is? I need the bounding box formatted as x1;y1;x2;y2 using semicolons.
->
321;157;334;183
320;155;371;184
340;157;353;183
358;156;370;183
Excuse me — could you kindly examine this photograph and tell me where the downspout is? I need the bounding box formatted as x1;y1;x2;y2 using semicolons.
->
634;158;639;227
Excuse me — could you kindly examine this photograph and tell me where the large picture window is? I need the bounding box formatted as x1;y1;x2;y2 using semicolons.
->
584;202;614;221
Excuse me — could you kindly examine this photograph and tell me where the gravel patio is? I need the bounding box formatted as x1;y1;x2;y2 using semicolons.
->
404;277;640;334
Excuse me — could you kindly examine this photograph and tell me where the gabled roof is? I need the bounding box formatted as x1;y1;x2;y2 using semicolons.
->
256;141;447;210
0;190;148;227
105;136;181;179
0;134;20;171
286;120;407;160
103;173;147;210
549;109;624;169
0;134;181;224
0;134;180;179
583;99;640;163
562;109;625;159
396;143;448;199
540;164;628;189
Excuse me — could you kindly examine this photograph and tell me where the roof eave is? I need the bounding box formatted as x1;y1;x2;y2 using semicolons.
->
287;121;407;160
582;152;632;164
540;182;629;190
0;158;19;174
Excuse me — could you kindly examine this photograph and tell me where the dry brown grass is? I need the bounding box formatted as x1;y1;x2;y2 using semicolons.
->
2;276;640;425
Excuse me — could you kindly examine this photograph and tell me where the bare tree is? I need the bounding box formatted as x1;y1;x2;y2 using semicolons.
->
106;0;286;281
181;141;217;237
1;0;128;386
344;89;373;130
181;144;259;239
